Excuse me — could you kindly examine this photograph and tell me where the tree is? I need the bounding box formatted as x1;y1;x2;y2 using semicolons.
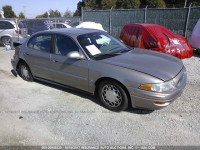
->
116;0;141;9
64;9;72;17
36;10;61;18
85;0;103;10
19;12;25;18
2;5;17;18
36;12;48;18
188;0;200;7
49;9;61;18
101;0;116;9
74;0;141;12
43;12;48;18
148;0;166;8
74;1;85;16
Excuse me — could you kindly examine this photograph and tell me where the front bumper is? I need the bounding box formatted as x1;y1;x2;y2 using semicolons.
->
11;58;19;73
128;67;187;110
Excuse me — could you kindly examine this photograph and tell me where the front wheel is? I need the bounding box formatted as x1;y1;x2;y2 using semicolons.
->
98;80;129;112
18;62;33;82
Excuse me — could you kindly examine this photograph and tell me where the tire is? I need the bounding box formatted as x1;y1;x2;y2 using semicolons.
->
1;36;11;47
197;49;200;54
18;62;33;82
98;80;129;112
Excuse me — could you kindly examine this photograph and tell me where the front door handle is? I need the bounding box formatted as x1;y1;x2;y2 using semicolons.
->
24;53;30;56
51;59;58;63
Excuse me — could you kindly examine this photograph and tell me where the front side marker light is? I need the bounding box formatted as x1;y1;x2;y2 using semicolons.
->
140;84;152;91
154;101;170;106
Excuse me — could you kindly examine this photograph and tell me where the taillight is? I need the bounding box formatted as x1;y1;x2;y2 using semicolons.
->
15;29;21;34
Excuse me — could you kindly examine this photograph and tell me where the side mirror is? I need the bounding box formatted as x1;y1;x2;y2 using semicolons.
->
67;51;85;60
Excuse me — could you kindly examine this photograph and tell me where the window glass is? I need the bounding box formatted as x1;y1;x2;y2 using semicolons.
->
0;21;14;29
0;21;3;29
77;32;129;58
54;34;79;56
55;24;62;28
61;24;66;28
52;24;56;28
27;34;51;53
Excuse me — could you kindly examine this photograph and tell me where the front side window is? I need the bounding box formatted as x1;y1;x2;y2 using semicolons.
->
27;34;52;53
54;34;79;56
77;32;130;59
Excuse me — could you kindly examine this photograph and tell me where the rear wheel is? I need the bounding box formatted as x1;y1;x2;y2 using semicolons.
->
98;80;129;112
1;36;11;47
18;62;33;82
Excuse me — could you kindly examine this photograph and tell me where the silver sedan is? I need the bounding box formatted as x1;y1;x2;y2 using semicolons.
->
11;28;187;111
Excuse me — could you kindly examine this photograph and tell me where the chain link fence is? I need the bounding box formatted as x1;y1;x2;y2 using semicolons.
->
82;6;200;40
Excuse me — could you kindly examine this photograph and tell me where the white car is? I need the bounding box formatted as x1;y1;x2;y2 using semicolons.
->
52;23;71;29
76;22;106;32
0;20;28;46
189;18;200;54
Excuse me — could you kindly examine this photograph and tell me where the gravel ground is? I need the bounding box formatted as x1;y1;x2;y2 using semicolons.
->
0;47;200;147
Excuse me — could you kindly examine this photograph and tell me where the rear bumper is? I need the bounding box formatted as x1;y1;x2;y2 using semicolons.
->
128;67;187;110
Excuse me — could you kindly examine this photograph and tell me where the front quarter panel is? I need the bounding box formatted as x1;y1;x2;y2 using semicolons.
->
88;59;163;94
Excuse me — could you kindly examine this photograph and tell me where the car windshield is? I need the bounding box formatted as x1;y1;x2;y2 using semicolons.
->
77;32;130;59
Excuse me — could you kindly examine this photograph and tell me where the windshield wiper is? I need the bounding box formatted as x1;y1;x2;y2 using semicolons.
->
115;49;131;54
95;53;119;59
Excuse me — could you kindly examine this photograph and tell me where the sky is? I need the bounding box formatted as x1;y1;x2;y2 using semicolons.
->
0;0;81;18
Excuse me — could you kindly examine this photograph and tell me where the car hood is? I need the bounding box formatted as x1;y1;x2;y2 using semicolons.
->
99;49;183;81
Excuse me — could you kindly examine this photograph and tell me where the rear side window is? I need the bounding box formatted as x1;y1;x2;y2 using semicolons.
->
27;34;52;53
0;21;14;29
54;34;79;56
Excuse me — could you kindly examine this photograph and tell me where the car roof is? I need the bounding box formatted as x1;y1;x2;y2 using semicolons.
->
40;28;103;36
0;19;15;23
122;23;177;38
125;23;164;28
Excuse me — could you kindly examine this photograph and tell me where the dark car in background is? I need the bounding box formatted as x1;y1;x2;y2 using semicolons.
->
22;19;53;35
68;20;81;27
0;20;28;46
11;28;186;111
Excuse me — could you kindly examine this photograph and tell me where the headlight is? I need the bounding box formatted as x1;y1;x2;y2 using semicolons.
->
140;80;175;92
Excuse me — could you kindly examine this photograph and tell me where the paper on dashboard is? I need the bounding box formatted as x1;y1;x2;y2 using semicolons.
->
86;45;101;56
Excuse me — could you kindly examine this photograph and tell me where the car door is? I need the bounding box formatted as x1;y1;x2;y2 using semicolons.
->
25;33;53;80
50;34;89;91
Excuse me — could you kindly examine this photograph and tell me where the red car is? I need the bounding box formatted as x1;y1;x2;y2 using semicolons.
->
120;24;193;59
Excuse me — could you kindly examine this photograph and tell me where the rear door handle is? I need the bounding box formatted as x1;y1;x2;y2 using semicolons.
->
51;59;58;63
